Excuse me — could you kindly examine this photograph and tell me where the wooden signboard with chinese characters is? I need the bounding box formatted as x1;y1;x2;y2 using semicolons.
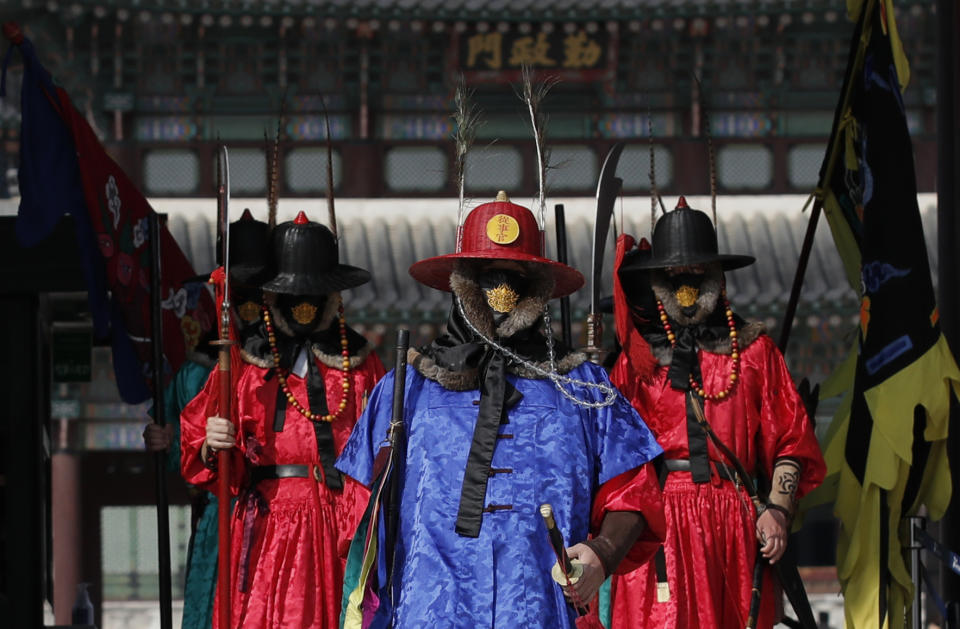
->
455;26;616;83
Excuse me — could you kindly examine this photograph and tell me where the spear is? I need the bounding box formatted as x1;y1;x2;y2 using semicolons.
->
213;145;234;629
319;95;338;237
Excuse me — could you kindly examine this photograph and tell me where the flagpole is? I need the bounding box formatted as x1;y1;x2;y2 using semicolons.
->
148;211;173;629
777;1;872;354
936;0;960;611
777;197;821;354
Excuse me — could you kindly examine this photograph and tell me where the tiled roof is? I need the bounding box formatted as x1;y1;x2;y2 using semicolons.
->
159;194;940;320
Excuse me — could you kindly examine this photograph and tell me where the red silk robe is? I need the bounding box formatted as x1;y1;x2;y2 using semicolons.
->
608;334;826;629
181;351;385;629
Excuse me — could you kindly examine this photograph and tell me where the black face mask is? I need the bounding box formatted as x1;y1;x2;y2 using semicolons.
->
276;294;328;338
667;272;705;318
477;270;527;328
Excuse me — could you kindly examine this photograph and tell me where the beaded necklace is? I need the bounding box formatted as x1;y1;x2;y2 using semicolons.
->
657;294;740;400
261;302;352;422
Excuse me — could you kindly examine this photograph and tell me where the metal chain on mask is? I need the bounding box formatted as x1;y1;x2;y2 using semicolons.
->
454;297;618;408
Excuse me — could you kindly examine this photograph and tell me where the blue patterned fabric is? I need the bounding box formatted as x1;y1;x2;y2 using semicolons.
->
336;361;662;629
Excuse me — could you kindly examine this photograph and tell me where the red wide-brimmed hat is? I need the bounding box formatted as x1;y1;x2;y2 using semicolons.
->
409;191;584;298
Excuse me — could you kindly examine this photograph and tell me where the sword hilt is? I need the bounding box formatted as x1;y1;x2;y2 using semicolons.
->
540;504;574;576
583;312;605;364
540;504;588;616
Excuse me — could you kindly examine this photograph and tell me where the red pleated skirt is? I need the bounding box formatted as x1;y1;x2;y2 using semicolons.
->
609;472;777;629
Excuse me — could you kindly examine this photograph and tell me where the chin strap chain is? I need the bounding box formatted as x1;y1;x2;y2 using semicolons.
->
455;298;617;409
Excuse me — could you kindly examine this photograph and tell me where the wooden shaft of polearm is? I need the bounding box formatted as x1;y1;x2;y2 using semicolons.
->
745;542;765;629
148;212;173;629
385;329;410;596
777;197;823;355
214;143;234;629
216;334;233;629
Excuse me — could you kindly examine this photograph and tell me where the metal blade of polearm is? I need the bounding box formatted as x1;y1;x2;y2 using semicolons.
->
586;142;624;360
218;145;231;312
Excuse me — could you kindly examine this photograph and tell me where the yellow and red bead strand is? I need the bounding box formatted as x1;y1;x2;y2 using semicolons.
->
657;295;740;400
261;302;352;423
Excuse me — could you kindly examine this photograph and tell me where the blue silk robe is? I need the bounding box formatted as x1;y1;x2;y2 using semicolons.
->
336;361;663;628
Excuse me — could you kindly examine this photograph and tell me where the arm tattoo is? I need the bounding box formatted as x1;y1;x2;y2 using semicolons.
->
776;468;799;498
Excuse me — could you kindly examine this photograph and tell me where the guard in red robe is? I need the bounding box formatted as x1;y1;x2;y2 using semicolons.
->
181;212;385;629
607;198;826;629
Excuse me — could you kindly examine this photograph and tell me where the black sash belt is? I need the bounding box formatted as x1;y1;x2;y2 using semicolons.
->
250;464;320;484
663;458;745;484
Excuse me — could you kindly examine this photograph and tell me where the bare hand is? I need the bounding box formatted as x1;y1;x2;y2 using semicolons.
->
205;416;236;450
563;543;605;606
143;423;173;452
756;508;789;564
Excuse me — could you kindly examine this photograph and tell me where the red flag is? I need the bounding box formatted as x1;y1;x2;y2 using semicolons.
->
6;26;214;401
59;89;214;386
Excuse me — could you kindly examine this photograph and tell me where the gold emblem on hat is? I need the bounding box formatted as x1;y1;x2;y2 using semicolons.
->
291;302;318;325
486;214;520;245
675;285;700;308
237;301;261;323
485;284;519;313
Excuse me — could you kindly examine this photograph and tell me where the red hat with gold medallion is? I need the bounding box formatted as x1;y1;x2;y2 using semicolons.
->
409;191;584;298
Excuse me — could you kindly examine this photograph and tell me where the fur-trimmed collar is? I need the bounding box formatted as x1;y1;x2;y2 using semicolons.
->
407;346;587;391
407;261;586;390
312;343;374;370
644;265;765;365
240;349;271;368
264;291;341;336
239;292;375;371
648;320;766;366
448;263;554;339
650;267;723;327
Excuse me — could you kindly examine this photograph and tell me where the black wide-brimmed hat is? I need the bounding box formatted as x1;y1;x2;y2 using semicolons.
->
230;209;274;287
619;197;754;275
184;209;273;285
261;211;371;296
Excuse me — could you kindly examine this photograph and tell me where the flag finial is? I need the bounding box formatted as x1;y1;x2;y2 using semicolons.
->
676;196;689;210
294;211;309;225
